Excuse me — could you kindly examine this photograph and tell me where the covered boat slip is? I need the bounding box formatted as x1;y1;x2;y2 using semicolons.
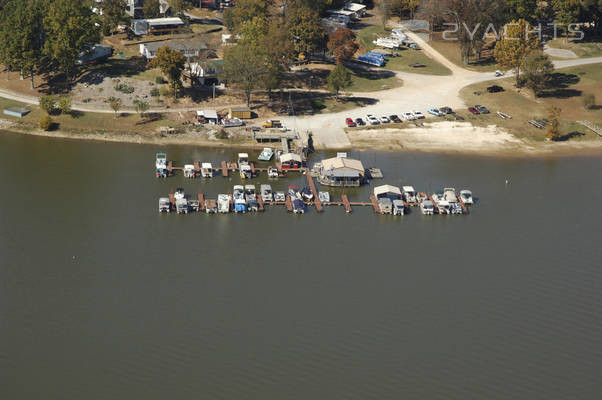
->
317;168;361;187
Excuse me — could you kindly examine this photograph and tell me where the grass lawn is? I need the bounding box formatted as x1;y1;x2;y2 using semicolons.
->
459;63;602;141
348;70;403;92
356;26;451;76
428;32;498;72
313;96;378;114
547;38;602;58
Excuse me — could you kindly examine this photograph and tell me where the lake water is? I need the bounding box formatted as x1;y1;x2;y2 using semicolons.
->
1;131;601;400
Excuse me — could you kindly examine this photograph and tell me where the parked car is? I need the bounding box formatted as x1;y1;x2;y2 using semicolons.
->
402;112;416;121
439;106;453;114
366;114;380;125
390;114;402;123
408;43;420;50
345;117;356;127
475;105;490;114
355;117;365;126
495;70;504;77
487;85;504;93
380;115;391;123
468;107;480;115
413;110;425;119
428;108;444;117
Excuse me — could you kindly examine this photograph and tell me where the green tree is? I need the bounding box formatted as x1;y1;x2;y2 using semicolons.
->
552;0;582;36
100;0;127;36
221;42;271;107
170;0;193;15
39;95;57;115
44;0;101;83
327;28;359;65
148;46;187;98
521;51;554;97
327;64;352;98
143;0;161;19
546;106;561;140
107;97;122;118
0;0;47;89
286;4;326;56
39;115;52;131
583;93;596;110
223;0;268;32
58;97;72;114
494;19;540;85
133;99;150;119
238;16;269;46
504;0;538;23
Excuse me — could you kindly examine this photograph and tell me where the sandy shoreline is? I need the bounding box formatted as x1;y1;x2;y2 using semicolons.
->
2;118;601;156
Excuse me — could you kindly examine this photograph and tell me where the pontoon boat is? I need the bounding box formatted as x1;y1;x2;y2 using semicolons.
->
233;185;247;213
258;148;274;161
402;186;417;204
175;198;188;214
420;200;434;215
274;191;286;202
184;164;195;178
201;162;213;178
159;197;171;212
217;194;231;213
267;166;279;178
260;184;273;202
393;200;405;215
156;152;168;178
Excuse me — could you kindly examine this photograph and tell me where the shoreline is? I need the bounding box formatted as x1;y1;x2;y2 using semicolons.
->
2;119;601;157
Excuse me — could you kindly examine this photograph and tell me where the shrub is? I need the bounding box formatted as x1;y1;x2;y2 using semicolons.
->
114;82;135;94
150;88;160;97
58;97;71;114
215;129;229;139
583;93;596;110
39;115;52;131
158;86;170;97
39;95;56;114
155;76;166;84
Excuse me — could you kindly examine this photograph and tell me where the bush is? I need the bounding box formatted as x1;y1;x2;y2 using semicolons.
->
39;95;56;114
58;97;71;114
150;88;160;97
158;86;170;97
39;115;52;131
114;82;135;94
215;129;229;140
155;76;166;84
583;93;596;110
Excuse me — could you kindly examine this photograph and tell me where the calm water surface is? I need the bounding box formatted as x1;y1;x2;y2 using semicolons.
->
1;131;601;400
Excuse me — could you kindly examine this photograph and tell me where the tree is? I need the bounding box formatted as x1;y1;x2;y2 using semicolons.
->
44;0;101;83
552;0;582;38
100;0;127;36
148;46;187;98
286;4;326;56
0;0;47;89
521;51;554;96
327;64;352;98
58;97;72;114
494;19;540;85
143;0;161;19
223;0;268;32
503;0;538;23
170;0;193;15
328;28;359;65
107;97;122;118
39;95;57;115
39;115;52;131
133;99;150;119
221;42;271;106
546;106;561;140
238;16;269;46
583;93;596;110
380;0;392;28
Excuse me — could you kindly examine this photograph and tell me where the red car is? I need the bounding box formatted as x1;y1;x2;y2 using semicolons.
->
468;107;480;115
345;117;356;127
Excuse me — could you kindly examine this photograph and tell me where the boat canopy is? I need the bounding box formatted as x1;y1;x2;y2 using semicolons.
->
201;162;212;169
374;184;402;198
280;153;302;163
402;186;416;193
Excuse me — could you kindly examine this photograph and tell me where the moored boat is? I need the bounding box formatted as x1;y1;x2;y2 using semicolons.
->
174;188;185;200
301;187;314;201
260;184;273;202
318;191;330;202
288;185;302;201
156;152;168;178
420;199;434;215
159;197;171;212
205;199;218;213
218;194;231;213
393;199;405;215
188;199;200;212
292;199;305;214
245;185;259;212
258;148;274;161
233;185;246;213
267;166;279;178
201;162;213;178
274;191;286;202
460;190;474;205
402;186;417;204
184;164;195;178
175;198;188;214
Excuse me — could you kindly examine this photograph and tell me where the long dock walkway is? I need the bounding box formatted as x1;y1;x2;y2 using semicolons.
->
305;169;323;212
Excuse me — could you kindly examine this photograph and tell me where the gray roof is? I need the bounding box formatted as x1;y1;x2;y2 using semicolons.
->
143;40;207;53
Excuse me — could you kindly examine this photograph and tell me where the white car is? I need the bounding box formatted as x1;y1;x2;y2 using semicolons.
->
402;112;416;121
366;114;380;125
413;110;425;119
380;115;390;123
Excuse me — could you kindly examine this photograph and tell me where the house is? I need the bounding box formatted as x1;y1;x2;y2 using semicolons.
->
344;3;367;18
374;185;402;214
229;107;252;119
131;17;186;36
318;156;365;187
139;40;208;59
280;153;303;169
196;110;219;124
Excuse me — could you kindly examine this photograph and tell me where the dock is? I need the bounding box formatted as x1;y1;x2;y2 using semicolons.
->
257;194;265;211
197;193;205;211
429;195;439;214
221;161;228;177
169;192;175;207
458;196;468;213
305;169;322;212
167;161;173;175
194;161;200;175
369;195;380;213
285;194;293;212
341;194;352;213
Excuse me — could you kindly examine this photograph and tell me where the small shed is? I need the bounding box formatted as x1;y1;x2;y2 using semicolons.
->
3;107;30;118
196;109;218;124
229;106;252;119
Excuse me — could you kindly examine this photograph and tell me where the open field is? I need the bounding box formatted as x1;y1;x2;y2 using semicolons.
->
356;26;452;76
427;32;498;73
547;38;602;58
459;64;602;141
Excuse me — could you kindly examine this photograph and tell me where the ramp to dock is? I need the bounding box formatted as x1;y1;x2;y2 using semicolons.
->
198;193;205;211
305;170;323;212
369;195;380;213
341;194;352;213
257;195;265;211
285;194;293;212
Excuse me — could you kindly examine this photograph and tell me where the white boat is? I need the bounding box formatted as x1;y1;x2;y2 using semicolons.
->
318;191;330;202
156;152;168;177
443;187;463;214
258;147;274;161
174;188;185;200
402;186;417;204
420;199;434;215
201;162;213;178
205;199;217;213
260;184;273;202
393;199;405;216
159;197;171;212
437;199;451;214
267;166;279;178
183;164;195;178
217;194;231;213
238;153;249;165
239;164;252;179
175;198;188;214
460;190;474;205
274;191;286;202
245;184;258;212
223;117;243;127
233;185;246;213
